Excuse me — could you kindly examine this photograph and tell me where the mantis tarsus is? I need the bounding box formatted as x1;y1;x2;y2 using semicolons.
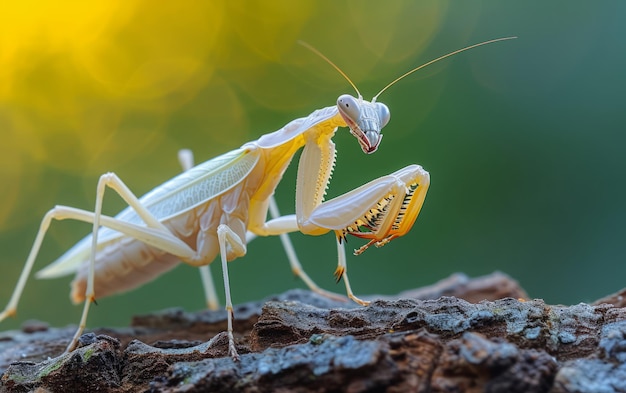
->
0;37;516;360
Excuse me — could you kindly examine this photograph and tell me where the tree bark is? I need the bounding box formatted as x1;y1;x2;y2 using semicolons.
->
1;272;625;393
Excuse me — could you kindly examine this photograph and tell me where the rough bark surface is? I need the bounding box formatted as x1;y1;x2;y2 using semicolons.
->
1;272;625;393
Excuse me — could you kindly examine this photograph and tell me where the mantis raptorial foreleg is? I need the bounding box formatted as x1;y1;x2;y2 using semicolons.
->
254;161;429;307
306;164;430;305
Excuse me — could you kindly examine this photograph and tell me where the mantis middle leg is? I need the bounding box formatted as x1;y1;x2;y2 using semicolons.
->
178;149;220;311
179;149;345;309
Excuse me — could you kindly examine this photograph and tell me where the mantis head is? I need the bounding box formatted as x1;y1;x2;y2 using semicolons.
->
337;94;389;154
300;37;516;154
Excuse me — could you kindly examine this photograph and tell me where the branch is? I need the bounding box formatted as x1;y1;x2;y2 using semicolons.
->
1;272;624;392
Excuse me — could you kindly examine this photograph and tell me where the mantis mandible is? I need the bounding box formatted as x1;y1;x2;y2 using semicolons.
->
0;37;516;360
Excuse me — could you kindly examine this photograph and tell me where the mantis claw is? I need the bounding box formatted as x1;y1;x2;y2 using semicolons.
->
349;294;370;307
333;266;345;283
228;335;240;362
0;308;16;321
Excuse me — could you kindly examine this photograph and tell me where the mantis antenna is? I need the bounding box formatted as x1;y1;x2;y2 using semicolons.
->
298;40;362;99
299;37;517;103
373;36;517;102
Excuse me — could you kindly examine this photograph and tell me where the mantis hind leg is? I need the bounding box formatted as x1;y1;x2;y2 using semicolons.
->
67;172;198;352
0;208;62;322
0;201;196;353
0;206;101;354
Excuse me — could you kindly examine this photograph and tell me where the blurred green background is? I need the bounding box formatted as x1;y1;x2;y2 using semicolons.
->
1;1;625;330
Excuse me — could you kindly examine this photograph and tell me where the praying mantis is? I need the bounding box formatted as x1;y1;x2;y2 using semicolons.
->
0;37;516;360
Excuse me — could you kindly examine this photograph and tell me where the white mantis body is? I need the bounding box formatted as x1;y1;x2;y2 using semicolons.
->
0;37;515;360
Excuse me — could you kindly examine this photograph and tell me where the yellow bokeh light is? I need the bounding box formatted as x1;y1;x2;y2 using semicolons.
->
0;0;446;234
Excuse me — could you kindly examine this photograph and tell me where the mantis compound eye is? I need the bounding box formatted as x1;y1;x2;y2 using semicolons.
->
376;102;390;128
337;94;361;122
